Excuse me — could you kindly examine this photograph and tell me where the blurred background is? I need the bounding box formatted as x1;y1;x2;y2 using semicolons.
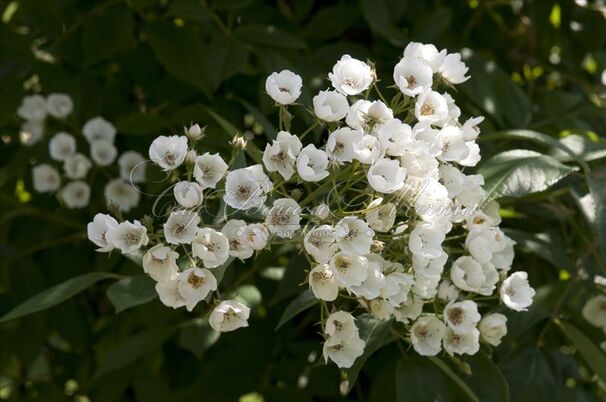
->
1;1;605;401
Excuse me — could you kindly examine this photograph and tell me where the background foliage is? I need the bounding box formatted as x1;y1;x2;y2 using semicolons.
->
1;0;605;401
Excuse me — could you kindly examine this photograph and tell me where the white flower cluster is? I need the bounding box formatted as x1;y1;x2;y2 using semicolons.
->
18;94;144;211
87;42;535;368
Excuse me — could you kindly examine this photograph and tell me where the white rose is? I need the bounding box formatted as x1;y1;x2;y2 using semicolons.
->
90;140;117;166
500;272;535;311
82;116;116;144
367;158;406;193
265;198;301;239
329;54;373;95
223;164;272;210
410;316;446;356
104;178;140;212
309;263;339;301
265;70;302;105
60;181;91;209
64;153;92;180
118;151;146;183
209;300;251;332
32;164;61;193
149;135;188;171
174;181;204;209
87;213;119;252
312;90;349;122
49;132;76;161
193;152;229;189
45;93;73;118
106;220;149;255
142;245;180;282
163;210;200;245
192;227;230;268
177;267;218;311
479;313;508;346
296;144;329;182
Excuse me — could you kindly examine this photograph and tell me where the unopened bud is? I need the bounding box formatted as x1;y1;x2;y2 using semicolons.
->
186;149;197;164
339;380;350;396
297;375;308;389
230;135;247;151
244;130;255;140
243;113;255;128
290;188;302;201
187;123;205;140
252;122;263;135
312;203;330;220
141;215;154;232
371;240;384;252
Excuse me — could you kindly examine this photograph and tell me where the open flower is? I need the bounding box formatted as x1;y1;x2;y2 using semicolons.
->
32;164;61;193
393;58;433;96
367;158;406;193
265;198;301;238
142;245;180;282
18;94;47;121
443;327;480;355
45;93;73;119
297;144;329;182
193;152;228;189
410;316;446;356
415;90;449;125
329;252;368;288
104;178;140;212
325;311;358;340
309;264;339;301
326;127;363;163
345;100;393;134
335;216;374;256
82;116;116;144
438;52;470;84
222;220;254;259
60;181;91;209
164;210;200;245
500;272;535;311
313;90;349;122
91;140;118;166
177;267;218;311
174;181;204;209
479;313;508;346
49;132;76;161
106;220;149;255
304;225;336;263
262;130;302;180
155;278;186;309
192;227;230;268
87;213;119;252
118;151;146;183
265;70;302;105
64;153;92;180
224;165;272;210
209;300;251;332
329;55;373;95
582;295;606;330
149;135;188;171
443;300;481;334
323;335;365;368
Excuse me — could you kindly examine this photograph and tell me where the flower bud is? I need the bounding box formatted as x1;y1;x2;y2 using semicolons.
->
290;188;302;201
186;149;197;164
230;135;247;151
187;123;204;140
243;113;255;128
312;203;330;220
371;240;384;252
339;380;350;396
252;122;263;135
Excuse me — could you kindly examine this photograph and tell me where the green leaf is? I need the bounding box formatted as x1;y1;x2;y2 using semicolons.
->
0;273;115;323
96;326;176;377
588;175;606;262
478;149;577;199
360;0;404;45
500;347;558;402
164;0;213;22
106;275;157;313
271;253;308;305
178;318;220;360
275;289;318;330
558;320;606;383
504;229;574;271
146;21;211;95
234;284;262;308
234;24;305;49
82;4;135;65
344;315;392;390
396;354;453;402
205;36;248;91
115;112;169;135
428;356;480;402
237;98;277;141
462;354;509;402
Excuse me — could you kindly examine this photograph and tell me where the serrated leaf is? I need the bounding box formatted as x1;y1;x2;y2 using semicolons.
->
275;289;318;330
0;273;115;323
106;275;157;313
478;149;577;199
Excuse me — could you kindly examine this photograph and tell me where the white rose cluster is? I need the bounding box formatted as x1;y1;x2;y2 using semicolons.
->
18;93;144;211
87;43;535;369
